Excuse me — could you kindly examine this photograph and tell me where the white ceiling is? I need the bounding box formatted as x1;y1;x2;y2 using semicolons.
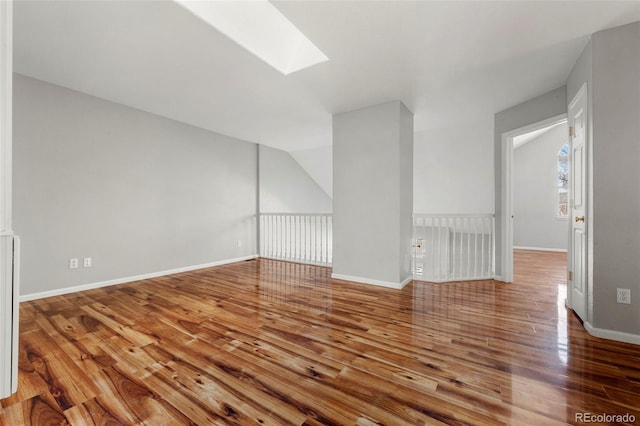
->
13;0;640;152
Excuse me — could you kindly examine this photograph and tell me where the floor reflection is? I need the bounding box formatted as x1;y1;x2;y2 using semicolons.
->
557;283;569;365
5;252;639;425
411;279;498;339
256;259;333;314
236;253;639;424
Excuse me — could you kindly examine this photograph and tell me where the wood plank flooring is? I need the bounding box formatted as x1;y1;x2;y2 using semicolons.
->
1;250;639;425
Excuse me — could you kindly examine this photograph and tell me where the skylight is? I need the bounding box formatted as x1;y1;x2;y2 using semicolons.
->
176;0;328;75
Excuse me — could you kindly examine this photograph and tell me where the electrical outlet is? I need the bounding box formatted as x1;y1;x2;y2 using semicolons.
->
83;257;92;268
617;288;631;304
69;258;79;269
237;240;242;248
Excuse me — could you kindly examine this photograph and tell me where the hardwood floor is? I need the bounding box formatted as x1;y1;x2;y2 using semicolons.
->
1;250;639;425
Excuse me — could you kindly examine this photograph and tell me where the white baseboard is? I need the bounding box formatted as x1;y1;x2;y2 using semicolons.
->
584;322;640;345
19;255;258;302
493;275;504;282
413;275;495;284
514;246;567;253
331;273;412;289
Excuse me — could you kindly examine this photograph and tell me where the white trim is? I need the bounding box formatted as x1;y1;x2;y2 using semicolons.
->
0;0;11;234
399;276;413;288
10;236;18;394
0;236;14;398
502;115;568;140
584;322;640;345
493;275;504;282
19;255;258;302
500;131;514;283
331;273;412;289
500;113;568;284
0;0;14;400
514;246;567;253
260;256;331;268
414;275;494;284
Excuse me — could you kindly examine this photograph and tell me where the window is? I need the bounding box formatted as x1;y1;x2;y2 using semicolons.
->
557;143;569;218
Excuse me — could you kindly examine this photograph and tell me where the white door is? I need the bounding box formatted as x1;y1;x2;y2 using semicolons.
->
568;84;588;321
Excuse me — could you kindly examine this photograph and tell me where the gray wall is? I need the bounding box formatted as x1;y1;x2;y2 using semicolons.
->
259;145;331;213
591;22;640;335
14;74;258;297
414;121;494;215
398;103;414;283
494;86;568;277
333;101;413;285
289;146;333;199
514;124;569;250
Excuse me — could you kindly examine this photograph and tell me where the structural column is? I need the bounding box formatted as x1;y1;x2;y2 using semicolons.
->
332;101;413;288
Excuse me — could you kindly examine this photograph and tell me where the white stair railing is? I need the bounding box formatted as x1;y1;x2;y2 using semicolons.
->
259;213;493;282
413;214;494;282
259;213;332;267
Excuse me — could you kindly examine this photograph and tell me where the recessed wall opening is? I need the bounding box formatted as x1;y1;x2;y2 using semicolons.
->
512;119;569;255
500;114;568;283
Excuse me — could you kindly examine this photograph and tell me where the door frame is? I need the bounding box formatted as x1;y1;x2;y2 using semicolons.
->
0;0;16;399
500;113;568;283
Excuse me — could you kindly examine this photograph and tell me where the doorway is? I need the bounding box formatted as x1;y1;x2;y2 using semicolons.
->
500;113;568;283
512;119;569;254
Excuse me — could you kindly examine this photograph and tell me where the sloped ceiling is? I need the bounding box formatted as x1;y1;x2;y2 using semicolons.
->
513;121;567;150
13;1;640;152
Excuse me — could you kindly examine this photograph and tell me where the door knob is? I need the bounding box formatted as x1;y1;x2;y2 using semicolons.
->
575;216;585;222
